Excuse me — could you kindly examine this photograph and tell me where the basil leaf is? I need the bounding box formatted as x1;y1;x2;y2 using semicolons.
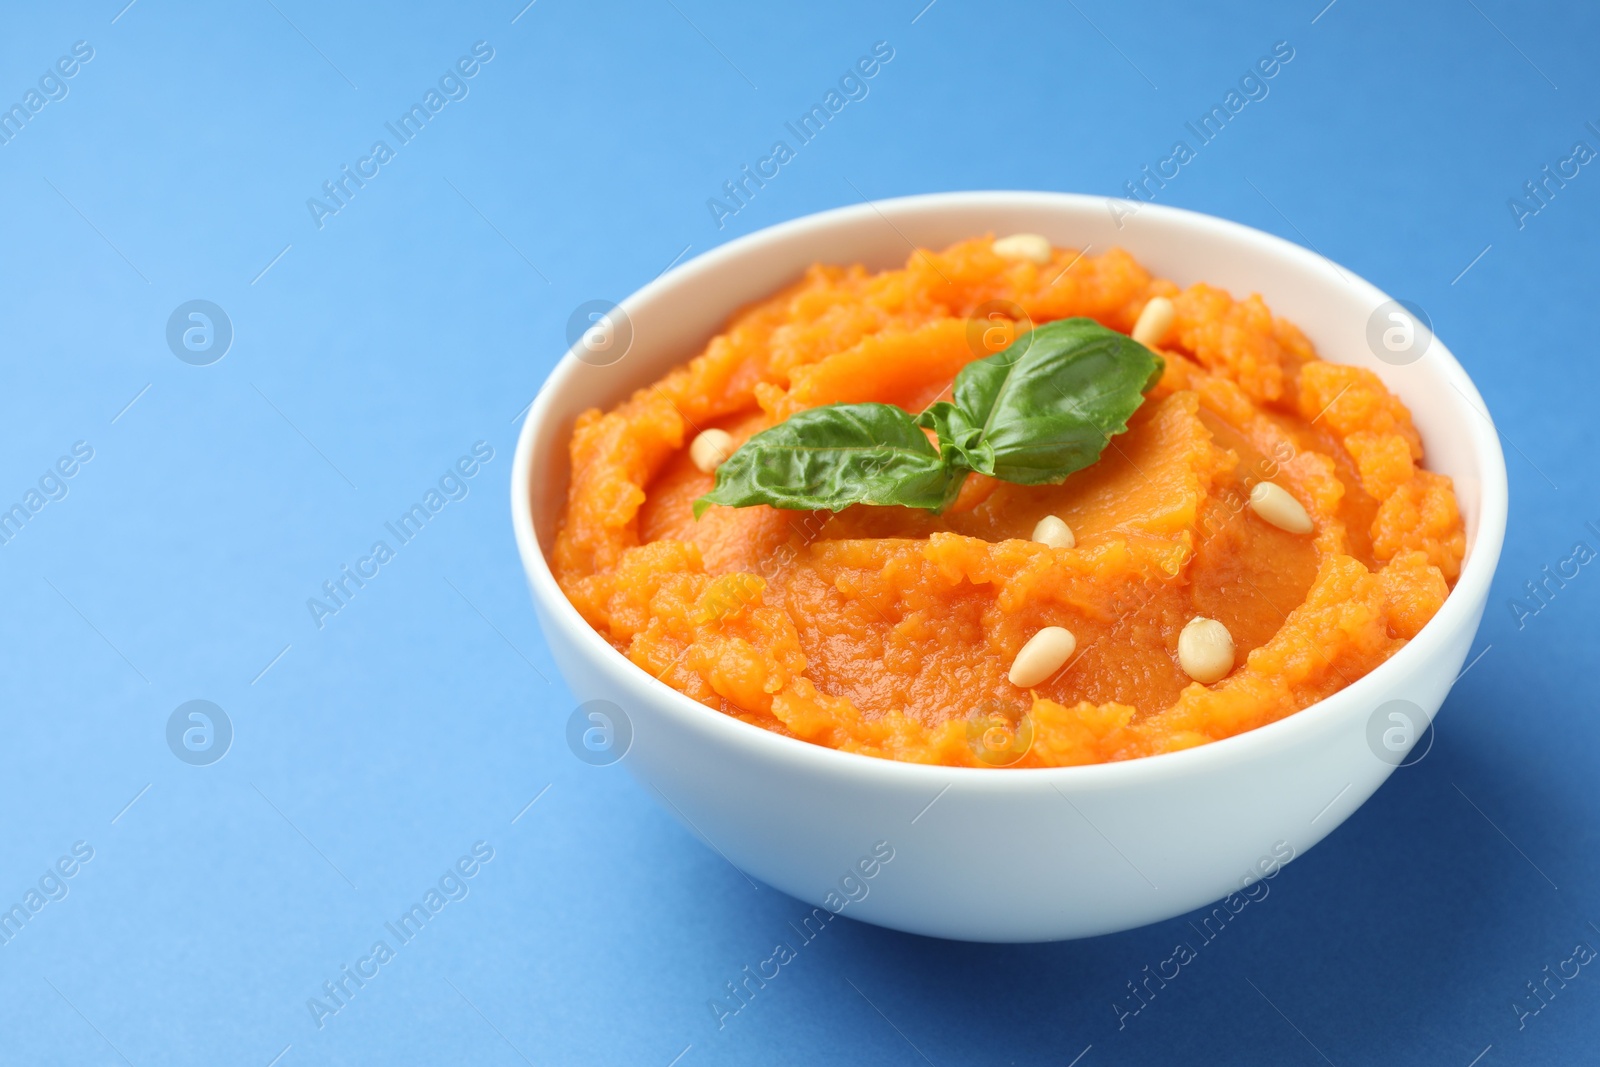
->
943;317;1164;485
692;317;1163;516
915;398;990;476
693;402;958;517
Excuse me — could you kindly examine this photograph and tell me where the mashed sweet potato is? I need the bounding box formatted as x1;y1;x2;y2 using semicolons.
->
551;238;1464;767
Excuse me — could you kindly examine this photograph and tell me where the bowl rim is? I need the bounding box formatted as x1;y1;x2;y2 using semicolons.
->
510;190;1509;790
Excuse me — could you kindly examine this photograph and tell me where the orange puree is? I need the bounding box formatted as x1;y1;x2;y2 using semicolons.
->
551;238;1465;767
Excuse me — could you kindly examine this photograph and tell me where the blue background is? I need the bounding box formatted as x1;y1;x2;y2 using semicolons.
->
0;0;1592;1063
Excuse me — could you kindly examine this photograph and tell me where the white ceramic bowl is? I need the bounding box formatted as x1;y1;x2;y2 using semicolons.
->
511;192;1507;942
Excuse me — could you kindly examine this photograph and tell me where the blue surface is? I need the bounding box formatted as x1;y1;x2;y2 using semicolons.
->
0;0;1593;1063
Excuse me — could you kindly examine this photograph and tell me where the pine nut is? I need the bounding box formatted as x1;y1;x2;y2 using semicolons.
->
1178;616;1235;684
690;428;735;474
1008;626;1076;687
1248;480;1313;534
1031;514;1076;549
1131;296;1175;348
992;233;1052;264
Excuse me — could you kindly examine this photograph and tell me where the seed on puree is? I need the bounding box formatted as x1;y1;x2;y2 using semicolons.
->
551;236;1465;768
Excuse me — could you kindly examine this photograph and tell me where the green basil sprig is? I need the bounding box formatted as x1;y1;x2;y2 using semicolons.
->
693;317;1163;517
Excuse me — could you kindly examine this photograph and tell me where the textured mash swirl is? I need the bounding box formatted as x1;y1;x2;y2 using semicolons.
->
552;238;1465;768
